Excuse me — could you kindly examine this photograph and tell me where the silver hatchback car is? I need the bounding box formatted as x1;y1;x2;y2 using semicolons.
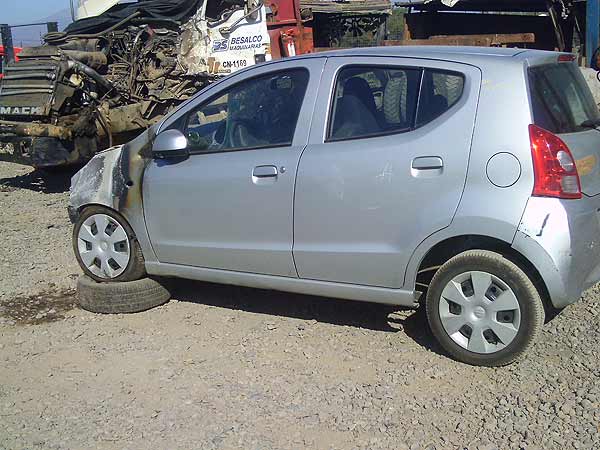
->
69;46;600;366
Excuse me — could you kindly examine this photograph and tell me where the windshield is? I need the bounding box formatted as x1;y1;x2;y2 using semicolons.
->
528;63;600;134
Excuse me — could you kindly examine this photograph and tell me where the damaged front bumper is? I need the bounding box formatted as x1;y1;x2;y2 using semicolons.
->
512;195;600;309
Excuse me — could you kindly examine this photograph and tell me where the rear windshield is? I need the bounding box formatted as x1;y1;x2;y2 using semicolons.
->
528;63;600;134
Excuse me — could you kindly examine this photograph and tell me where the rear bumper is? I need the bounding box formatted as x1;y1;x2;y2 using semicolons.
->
512;196;600;309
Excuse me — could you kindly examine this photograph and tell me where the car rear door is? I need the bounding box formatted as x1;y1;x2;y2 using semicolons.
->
142;58;325;277
293;56;481;288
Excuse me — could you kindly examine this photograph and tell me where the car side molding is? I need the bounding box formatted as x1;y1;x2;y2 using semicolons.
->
146;262;420;307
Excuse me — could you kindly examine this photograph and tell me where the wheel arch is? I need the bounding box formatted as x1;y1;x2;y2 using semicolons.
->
74;203;141;249
411;234;552;315
77;201;116;214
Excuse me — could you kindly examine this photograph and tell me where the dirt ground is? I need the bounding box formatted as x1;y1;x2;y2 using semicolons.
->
0;161;599;450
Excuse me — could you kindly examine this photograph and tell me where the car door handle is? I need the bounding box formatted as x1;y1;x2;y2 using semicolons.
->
411;156;443;170
253;165;278;178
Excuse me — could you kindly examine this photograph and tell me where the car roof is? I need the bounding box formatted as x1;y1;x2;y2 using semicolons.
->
294;45;559;67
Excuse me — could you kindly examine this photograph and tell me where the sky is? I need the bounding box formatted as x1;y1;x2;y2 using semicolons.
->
2;0;72;24
2;0;73;46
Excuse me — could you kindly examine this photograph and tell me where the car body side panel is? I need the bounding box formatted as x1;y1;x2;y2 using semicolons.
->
402;217;520;292
141;58;326;277
404;60;535;289
294;56;481;288
405;57;600;309
447;60;534;245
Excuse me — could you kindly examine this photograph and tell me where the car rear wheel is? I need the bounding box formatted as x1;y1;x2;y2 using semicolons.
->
426;250;545;366
73;206;146;282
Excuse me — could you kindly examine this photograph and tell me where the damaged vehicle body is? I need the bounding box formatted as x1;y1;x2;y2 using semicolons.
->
70;47;600;366
0;0;390;168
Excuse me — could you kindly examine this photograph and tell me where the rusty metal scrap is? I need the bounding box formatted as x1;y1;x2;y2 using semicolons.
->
300;0;391;14
384;33;536;47
0;120;72;140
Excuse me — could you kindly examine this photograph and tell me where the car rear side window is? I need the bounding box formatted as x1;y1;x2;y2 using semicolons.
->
328;66;465;142
416;70;464;127
529;63;600;134
329;66;421;141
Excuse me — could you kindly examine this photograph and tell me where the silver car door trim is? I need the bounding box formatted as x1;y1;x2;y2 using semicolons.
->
146;261;419;307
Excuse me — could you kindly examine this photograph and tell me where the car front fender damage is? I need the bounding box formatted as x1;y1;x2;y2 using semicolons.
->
68;145;124;223
69;125;155;220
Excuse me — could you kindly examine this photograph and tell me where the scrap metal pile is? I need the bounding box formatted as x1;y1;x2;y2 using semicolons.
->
0;0;249;165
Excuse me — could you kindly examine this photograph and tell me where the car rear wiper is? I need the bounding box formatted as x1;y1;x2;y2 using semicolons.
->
579;118;600;128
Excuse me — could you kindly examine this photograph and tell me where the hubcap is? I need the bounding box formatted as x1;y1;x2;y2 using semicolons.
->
77;214;131;279
438;271;521;354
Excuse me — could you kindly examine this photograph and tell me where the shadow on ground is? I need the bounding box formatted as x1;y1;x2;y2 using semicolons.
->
168;278;444;354
0;167;77;194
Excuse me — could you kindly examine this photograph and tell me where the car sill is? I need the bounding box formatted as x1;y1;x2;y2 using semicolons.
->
146;262;419;307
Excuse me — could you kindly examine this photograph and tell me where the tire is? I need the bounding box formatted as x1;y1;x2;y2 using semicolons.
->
77;275;170;314
73;206;146;282
425;250;545;367
383;74;408;125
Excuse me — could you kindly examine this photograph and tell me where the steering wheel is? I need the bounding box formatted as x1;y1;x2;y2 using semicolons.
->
228;118;262;148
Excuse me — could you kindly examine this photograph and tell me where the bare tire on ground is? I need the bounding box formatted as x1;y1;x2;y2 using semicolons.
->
425;250;545;367
77;275;171;314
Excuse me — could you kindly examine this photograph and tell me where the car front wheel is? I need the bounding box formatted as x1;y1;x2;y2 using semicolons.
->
426;250;545;366
73;206;146;282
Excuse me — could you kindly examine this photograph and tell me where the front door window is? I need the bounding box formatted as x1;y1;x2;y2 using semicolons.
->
178;69;310;153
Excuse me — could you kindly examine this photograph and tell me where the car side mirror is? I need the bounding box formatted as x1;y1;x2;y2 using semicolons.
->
152;129;189;159
592;47;600;71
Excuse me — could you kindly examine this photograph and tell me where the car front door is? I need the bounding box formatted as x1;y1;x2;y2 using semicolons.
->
293;56;481;288
143;58;324;277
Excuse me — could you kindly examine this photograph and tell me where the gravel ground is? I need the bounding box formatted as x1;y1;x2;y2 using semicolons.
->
0;161;599;450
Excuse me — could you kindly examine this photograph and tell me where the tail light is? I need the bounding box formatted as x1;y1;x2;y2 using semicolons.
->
529;124;582;199
558;53;576;62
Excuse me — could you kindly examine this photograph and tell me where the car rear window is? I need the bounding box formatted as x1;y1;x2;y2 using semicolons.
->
528;63;600;134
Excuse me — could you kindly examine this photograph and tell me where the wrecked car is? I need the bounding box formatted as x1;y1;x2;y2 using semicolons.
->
70;46;600;366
